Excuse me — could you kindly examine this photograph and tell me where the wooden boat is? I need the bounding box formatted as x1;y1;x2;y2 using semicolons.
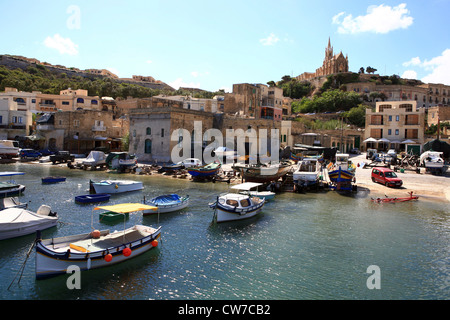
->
142;194;189;215
75;193;111;204
232;162;291;183
0;197;27;210
210;190;265;223
327;154;356;191
0;172;26;198
188;162;221;179
231;182;275;201
0;205;57;240
35;203;160;279
41;176;66;184
371;192;419;203
90;179;143;194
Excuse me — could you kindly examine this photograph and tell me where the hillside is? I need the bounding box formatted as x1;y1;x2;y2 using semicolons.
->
0;54;174;99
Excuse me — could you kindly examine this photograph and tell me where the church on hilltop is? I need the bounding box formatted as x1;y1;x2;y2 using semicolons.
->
296;38;349;81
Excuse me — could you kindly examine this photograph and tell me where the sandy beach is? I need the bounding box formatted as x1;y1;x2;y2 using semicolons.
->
349;153;450;203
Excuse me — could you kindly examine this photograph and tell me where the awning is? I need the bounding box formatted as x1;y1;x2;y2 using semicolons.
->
377;138;390;142
401;139;416;144
94;203;157;213
231;182;263;191
363;137;377;143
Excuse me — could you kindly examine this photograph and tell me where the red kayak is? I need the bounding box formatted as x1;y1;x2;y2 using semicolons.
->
371;191;419;203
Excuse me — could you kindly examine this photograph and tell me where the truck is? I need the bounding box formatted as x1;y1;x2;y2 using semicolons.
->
49;151;75;164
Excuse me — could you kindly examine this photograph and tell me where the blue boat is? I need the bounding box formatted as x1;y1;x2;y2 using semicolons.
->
187;163;221;179
75;193;111;204
142;194;189;215
42;176;66;184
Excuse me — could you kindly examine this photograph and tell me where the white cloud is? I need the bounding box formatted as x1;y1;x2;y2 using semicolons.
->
169;78;201;90
191;71;199;78
43;33;79;55
421;49;450;84
146;60;153;64
402;57;421;67
401;70;417;79
332;3;413;34
260;33;280;46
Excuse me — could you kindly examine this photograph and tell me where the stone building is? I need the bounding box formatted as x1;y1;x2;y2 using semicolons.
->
365;100;425;151
296;38;349;82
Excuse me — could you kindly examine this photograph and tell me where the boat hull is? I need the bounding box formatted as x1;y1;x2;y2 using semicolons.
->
75;193;111;204
42;177;66;184
214;203;264;223
232;164;291;183
212;195;265;223
0;184;25;198
35;225;161;279
143;196;189;215
0;208;58;240
91;180;143;194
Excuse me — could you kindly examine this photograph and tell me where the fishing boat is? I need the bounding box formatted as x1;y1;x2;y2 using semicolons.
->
0;197;27;210
0;205;57;240
41;176;66;184
106;152;137;172
188;162;221;180
231;182;275;201
327;154;356;191
35;203;161;279
75;193;111;204
0;172;26;198
232;162;291;183
142;194;189;215
90;179;143;194
158;163;185;173
419;151;447;175
210;192;265;223
293;157;322;189
371;191;419;203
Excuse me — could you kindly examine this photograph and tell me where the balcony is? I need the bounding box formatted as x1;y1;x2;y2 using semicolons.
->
92;125;106;132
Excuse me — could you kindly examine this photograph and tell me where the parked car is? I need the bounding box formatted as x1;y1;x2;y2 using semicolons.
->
366;148;377;159
19;149;42;160
49;151;75;164
349;148;361;154
371;167;403;188
177;158;202;168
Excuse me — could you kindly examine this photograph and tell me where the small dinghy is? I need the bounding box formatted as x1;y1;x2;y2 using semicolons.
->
142;194;189;215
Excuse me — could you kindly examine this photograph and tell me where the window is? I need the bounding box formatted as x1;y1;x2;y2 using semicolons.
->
396;115;400;121
145;139;152;154
74;120;80;127
62;101;70;105
77;98;84;103
146;127;151;135
388;115;392;121
91;100;98;105
395;129;399;135
0;115;2;124
388;129;392;135
161;128;164;137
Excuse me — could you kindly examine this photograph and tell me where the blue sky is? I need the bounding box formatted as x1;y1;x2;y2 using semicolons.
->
1;0;449;92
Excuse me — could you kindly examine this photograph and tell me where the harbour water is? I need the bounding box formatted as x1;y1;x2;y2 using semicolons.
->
0;162;449;300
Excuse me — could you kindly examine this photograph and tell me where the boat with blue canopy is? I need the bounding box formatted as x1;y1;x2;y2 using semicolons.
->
142;194;189;215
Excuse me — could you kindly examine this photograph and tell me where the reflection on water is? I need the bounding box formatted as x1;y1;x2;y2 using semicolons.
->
0;162;449;300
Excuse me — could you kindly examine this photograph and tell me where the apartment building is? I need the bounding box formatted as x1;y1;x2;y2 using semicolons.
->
0;98;32;139
365;101;425;151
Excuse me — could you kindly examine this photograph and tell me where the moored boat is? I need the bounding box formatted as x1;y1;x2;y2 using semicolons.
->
0;205;57;240
188;162;221;179
142;194;189;215
75;193;111;204
210;192;265;223
419;151;447;174
0;197;27;210
293;157;322;189
231;182;275;201
35;203;160;279
41;176;66;184
0;172;26;198
231;162;291;183
90;179;143;194
371;191;419;203
327;154;356;192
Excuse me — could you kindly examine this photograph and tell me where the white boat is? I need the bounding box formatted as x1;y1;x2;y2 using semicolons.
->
0;172;26;198
293;157;322;188
231;182;275;201
35;203;161;279
0;140;19;159
420;151;447;174
82;151;107;169
0;197;27;210
142;194;189;215
0;205;58;240
90;179;144;194
210;192;265;223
